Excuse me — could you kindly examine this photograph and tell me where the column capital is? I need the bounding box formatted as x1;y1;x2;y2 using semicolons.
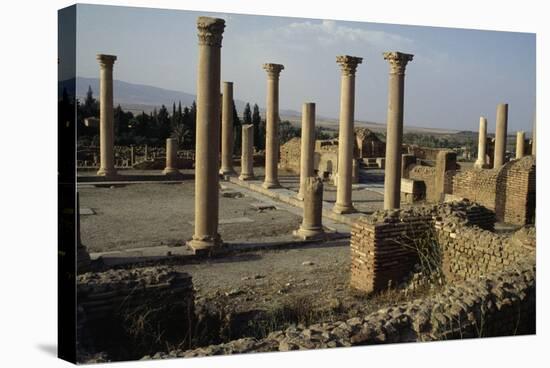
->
383;51;414;75
263;63;284;79
336;55;363;76
197;16;225;47
96;54;117;68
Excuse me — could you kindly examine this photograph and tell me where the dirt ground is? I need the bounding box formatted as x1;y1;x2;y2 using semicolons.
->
78;181;302;252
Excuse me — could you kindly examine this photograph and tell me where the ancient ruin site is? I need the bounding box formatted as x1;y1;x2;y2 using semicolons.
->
70;14;536;364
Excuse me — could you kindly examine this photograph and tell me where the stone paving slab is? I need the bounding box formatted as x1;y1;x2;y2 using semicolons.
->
227;176;363;226
188;217;255;226
90;233;349;267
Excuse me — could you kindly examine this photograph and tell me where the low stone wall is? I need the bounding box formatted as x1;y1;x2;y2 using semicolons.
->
77;267;195;360
408;165;437;202
147;259;535;358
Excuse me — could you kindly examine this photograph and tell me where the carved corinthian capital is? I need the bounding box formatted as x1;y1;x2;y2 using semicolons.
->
96;54;117;68
197;16;225;47
383;51;414;75
336;55;363;76
263;63;285;79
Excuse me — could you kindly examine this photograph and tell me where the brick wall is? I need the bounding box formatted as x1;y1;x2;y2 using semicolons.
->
350;202;503;294
450;156;536;225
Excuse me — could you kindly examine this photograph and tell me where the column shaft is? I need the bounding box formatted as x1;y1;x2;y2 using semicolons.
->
383;52;413;210
96;54;117;177
493;103;508;168
239;124;255;180
163;138;180;175
189;17;225;252
516;131;525;159
262;63;284;189
294;176;325;240
333;55;362;214
298;103;316;199
474;117;488;168
220;82;235;175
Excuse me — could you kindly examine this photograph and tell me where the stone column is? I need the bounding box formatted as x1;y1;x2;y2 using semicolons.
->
144;144;148;161
294;176;325;240
163;138;180;175
130;145;135;166
188;17;225;252
262;63;284;189
96;54;117;177
220;81;236;175
239;124;255;180
493;103;508;169
474;117;488;168
297;103;316;200
383;51;414;210
516;131;525;159
333;55;362;214
435;150;457;202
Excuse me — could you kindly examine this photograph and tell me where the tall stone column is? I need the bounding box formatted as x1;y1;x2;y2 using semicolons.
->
262;63;284;189
163;138;180;175
96;54;117;177
383;51;414;210
220;81;235;175
239;124;255;180
294;176;325;240
333;55;362;214
474;116;488;168
297;103;316;200
493;103;508;169
516;131;525;159
188;17;225;252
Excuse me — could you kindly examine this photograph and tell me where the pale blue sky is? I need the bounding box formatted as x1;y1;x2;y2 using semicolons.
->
73;3;535;133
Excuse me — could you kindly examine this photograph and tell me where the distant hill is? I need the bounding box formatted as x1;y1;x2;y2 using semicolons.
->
60;77;303;116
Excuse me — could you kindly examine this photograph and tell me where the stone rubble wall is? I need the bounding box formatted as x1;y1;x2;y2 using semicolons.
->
436;223;535;282
350;202;498;294
408;165;437;201
148;259;535;359
77;267;195;360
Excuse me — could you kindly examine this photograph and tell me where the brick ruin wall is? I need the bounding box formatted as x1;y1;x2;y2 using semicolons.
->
450;156;536;225
350;202;503;294
77;267;195;361
436;221;533;282
150;259;535;358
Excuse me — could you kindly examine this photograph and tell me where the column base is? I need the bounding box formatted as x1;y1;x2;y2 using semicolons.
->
296;191;304;201
187;234;223;255
293;226;325;241
262;180;281;189
473;161;489;169
96;168;118;177
332;203;356;214
239;173;255;181
219;168;236;176
163;167;181;175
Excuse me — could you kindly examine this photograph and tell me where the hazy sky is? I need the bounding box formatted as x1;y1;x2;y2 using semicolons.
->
74;4;535;133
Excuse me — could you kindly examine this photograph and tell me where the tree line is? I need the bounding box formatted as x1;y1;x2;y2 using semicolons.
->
75;86;302;153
